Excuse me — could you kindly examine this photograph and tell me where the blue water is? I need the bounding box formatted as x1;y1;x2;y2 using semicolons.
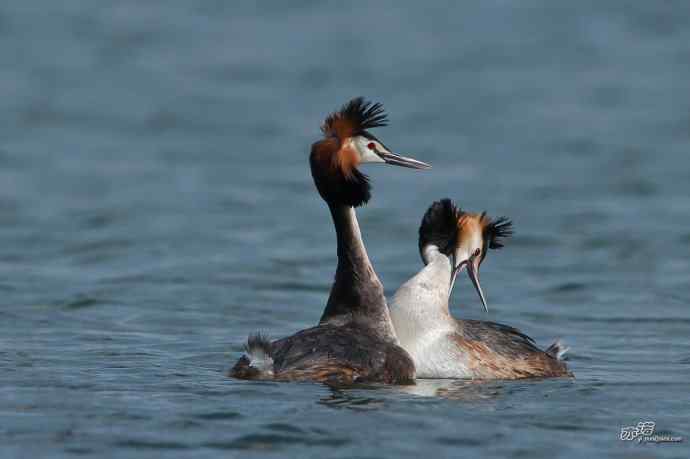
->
1;2;689;458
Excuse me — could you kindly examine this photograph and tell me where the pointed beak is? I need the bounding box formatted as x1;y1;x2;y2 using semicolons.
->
377;150;431;170
466;258;488;313
449;254;461;296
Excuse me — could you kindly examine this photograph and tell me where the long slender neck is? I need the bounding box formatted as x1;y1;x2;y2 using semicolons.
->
390;247;455;338
318;203;397;342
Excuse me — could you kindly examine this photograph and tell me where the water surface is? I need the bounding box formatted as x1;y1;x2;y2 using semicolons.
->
1;1;689;458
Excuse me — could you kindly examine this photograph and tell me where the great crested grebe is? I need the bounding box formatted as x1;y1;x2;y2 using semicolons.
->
230;97;430;385
389;199;572;379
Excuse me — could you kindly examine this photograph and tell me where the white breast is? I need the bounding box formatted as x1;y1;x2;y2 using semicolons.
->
389;256;473;378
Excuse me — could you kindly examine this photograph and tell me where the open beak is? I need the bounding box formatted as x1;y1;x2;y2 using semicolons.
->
449;254;462;297
377;150;431;170
450;254;488;313
466;258;488;313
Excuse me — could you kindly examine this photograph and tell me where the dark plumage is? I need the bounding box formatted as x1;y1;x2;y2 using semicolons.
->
483;215;513;250
229;324;415;385
230;326;415;386
310;138;371;208
418;198;462;259
246;332;272;356
454;320;572;379
321;97;388;138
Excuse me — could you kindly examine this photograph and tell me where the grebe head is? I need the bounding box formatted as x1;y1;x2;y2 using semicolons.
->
418;198;462;264
310;97;431;207
451;210;513;312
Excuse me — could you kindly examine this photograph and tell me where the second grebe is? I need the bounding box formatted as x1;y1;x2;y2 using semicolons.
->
230;98;430;385
389;199;572;379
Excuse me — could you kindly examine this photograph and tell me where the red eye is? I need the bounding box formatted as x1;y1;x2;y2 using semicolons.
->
367;142;376;150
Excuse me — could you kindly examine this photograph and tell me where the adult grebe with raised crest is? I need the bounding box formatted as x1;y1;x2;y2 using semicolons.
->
390;199;572;379
230;98;430;385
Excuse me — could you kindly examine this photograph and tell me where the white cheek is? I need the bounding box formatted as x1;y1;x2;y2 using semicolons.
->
361;148;384;164
456;237;482;264
454;247;469;266
355;138;385;164
470;233;483;252
459;233;482;254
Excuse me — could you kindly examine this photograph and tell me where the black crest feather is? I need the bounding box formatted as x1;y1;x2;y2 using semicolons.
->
484;216;513;249
322;97;388;136
342;97;388;131
419;198;462;260
246;332;273;358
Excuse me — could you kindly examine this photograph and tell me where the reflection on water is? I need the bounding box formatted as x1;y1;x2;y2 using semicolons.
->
317;377;570;407
318;387;388;411
316;380;506;410
398;379;506;401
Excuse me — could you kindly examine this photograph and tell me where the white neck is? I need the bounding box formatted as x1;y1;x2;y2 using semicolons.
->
389;247;455;346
